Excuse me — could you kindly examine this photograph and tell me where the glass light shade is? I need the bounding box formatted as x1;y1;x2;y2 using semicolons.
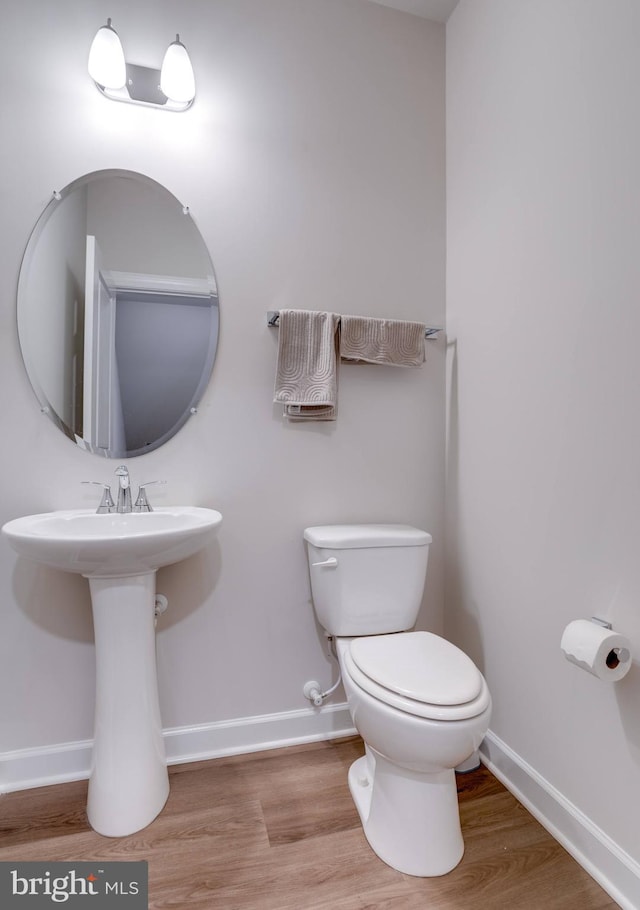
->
88;21;126;89
160;36;195;104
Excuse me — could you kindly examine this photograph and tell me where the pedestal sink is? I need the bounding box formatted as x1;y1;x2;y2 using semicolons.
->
2;507;222;836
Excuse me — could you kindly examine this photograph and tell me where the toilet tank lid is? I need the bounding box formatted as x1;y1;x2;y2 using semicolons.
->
304;524;432;549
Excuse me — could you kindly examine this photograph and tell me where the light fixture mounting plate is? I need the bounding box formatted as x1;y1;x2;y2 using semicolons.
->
93;63;194;112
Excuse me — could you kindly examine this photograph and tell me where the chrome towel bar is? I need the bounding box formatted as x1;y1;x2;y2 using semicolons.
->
267;311;442;338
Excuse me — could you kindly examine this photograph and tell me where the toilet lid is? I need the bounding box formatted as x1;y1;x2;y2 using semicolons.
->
349;631;483;707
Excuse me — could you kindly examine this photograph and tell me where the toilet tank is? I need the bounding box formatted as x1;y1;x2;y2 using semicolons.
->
304;524;432;637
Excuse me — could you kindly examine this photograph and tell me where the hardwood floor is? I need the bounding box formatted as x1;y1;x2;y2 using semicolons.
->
0;736;620;909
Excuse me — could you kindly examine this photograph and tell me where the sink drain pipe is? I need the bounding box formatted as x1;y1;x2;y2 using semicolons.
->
154;594;168;627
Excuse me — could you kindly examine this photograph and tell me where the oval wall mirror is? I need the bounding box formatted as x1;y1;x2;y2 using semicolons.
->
17;169;219;458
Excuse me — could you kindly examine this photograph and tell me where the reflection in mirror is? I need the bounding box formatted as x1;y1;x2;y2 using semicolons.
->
17;170;219;457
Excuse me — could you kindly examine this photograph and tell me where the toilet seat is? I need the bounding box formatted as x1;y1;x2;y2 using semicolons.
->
343;631;491;721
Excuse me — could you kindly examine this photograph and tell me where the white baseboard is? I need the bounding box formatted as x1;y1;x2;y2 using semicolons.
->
0;703;356;795
163;702;356;765
480;730;640;910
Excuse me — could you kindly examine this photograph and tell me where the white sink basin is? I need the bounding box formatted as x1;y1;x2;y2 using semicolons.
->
2;506;222;577
2;504;222;837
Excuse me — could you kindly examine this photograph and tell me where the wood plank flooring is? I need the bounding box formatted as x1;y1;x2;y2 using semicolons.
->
0;736;620;909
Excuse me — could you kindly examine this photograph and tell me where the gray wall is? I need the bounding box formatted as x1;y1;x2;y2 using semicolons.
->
0;0;445;761
447;0;640;875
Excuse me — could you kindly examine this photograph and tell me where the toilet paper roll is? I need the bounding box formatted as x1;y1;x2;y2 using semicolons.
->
561;620;632;682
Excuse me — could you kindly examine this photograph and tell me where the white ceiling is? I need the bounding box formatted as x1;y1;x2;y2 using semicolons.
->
366;0;459;22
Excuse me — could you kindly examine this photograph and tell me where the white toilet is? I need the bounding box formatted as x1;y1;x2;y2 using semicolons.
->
304;523;491;877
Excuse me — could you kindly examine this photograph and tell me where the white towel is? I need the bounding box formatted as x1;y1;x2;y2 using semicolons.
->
273;310;340;420
340;315;425;367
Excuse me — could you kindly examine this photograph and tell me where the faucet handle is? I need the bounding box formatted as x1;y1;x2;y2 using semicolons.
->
133;481;166;513
82;481;115;514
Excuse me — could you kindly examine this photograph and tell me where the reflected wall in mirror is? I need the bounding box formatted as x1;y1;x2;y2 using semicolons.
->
17;170;219;458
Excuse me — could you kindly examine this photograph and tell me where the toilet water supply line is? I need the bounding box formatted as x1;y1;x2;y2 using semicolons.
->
303;635;342;707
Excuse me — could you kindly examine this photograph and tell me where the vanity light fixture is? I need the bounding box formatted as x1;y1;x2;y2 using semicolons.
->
160;36;196;105
88;19;195;111
87;19;126;90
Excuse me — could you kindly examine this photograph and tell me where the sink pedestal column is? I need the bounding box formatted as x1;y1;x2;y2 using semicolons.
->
86;572;169;837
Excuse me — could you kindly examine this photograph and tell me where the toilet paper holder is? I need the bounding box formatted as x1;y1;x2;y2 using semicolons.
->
590;617;631;668
590;616;612;630
561;616;632;680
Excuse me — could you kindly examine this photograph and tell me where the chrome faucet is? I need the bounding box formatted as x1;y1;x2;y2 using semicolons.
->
133;481;165;512
115;464;132;513
81;481;115;513
83;467;165;513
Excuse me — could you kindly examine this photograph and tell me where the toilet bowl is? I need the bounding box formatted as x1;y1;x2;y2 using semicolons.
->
304;524;492;877
336;634;491;876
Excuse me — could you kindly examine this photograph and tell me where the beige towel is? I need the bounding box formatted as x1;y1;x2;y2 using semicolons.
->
340;315;425;367
273;309;340;420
